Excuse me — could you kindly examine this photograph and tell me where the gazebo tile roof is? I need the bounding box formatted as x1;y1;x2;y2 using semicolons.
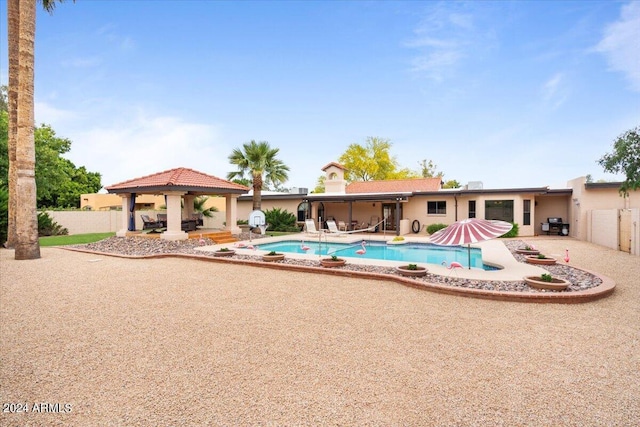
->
346;178;441;194
105;167;249;192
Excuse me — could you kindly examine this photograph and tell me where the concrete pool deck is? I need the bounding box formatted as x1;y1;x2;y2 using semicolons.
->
197;232;555;281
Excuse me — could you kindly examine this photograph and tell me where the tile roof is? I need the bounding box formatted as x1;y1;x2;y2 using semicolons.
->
105;167;250;192
346;178;442;194
321;162;347;171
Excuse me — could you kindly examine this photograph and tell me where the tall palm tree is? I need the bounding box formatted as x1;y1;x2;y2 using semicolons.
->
227;140;289;211
7;0;72;258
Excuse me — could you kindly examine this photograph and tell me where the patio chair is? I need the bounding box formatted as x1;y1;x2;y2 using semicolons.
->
157;213;167;227
141;214;162;230
304;219;320;235
338;221;348;231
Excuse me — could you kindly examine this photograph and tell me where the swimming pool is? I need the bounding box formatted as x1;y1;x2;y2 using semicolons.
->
255;240;498;270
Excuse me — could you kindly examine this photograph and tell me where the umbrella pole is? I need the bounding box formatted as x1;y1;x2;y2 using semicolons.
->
468;244;471;269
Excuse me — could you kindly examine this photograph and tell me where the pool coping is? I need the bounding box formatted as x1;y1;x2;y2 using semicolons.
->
61;239;615;304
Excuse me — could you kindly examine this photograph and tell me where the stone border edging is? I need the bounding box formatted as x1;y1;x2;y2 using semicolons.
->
59;247;615;304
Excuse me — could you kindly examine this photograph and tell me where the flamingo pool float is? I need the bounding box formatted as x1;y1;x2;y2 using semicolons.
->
356;241;367;255
300;241;310;251
564;249;570;263
235;242;247;248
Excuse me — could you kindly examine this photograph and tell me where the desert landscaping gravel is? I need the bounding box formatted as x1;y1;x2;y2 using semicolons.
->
1;237;638;426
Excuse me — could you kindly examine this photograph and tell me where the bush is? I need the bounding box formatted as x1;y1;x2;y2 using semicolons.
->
500;222;519;238
37;211;68;236
264;207;299;232
426;223;448;235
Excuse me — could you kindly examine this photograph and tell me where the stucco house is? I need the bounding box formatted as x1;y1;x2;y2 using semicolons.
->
238;162;639;255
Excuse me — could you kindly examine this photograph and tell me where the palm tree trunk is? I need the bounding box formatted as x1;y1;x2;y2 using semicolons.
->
252;172;263;211
14;0;40;260
6;0;19;248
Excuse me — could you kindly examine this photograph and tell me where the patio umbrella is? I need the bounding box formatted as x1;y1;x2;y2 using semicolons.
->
429;218;513;269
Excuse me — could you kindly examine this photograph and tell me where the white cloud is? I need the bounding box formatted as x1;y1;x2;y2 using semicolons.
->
34;101;78;124
405;3;490;82
66;111;231;189
541;73;568;110
595;1;640;91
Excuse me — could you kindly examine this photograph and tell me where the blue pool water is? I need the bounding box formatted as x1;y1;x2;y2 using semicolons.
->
256;240;498;270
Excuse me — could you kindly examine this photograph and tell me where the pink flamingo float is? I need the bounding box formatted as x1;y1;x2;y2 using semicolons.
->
355;241;367;255
235;242;247;248
300;241;310;251
564;248;570;263
199;234;206;246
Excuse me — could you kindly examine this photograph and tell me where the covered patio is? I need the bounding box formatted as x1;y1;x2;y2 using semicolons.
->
106;167;249;241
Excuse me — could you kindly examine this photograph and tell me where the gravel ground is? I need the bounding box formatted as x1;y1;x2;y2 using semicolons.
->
1;237;638;426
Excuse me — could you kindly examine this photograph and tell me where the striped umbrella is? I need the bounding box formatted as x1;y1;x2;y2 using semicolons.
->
429;218;513;269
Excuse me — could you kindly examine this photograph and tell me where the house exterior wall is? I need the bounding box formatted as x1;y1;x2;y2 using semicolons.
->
567;176;640;242
588;209;620;250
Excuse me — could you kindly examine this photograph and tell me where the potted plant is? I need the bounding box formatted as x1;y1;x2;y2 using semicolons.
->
214;247;236;257
523;273;570;290
262;251;285;262
396;263;428;277
524;254;557;265
516;244;540;255
387;236;407;245
320;254;347;268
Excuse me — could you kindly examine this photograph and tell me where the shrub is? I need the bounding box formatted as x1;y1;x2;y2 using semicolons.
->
264;207;298;232
500;222;519;238
407;263;418;270
426;223;448;235
541;273;553;282
37;211;68;236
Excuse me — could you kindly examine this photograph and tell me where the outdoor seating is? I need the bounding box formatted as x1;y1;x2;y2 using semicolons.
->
191;213;204;227
157;213;167;227
181;219;198;232
338;221;347;231
304;219;320;235
141;214;162;230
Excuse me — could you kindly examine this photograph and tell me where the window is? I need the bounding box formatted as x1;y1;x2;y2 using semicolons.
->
428;201;446;215
484;200;514;222
297;202;310;222
523;199;531;226
468;200;476;218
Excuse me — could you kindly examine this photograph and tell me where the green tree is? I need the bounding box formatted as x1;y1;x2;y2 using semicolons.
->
417;159;443;178
598;126;640;196
442;180;461;189
227;140;290;211
312;175;325;193
193;196;219;218
338;137;419;182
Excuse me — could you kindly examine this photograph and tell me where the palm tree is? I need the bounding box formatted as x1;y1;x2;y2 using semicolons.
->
193;196;219;218
7;0;72;257
227;140;289;211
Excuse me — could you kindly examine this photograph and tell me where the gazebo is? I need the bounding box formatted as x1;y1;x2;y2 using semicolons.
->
105;167;249;241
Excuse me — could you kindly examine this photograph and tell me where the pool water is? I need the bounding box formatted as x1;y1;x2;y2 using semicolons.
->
255;240;498;270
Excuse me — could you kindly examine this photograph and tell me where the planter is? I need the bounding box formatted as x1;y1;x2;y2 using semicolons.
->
516;248;540;255
262;254;285;262
214;250;236;257
524;275;570;291
320;258;347;268
396;265;428;277
525;256;557;265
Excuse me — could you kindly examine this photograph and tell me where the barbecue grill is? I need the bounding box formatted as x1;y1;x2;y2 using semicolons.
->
541;217;570;236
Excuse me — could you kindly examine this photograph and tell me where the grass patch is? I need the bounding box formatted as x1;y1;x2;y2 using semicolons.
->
39;232;115;247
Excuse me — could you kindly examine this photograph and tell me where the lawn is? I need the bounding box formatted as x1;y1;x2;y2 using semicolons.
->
39;232;115;247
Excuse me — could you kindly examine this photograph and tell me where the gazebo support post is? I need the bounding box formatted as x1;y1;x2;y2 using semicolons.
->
116;194;132;237
226;194;241;235
162;192;188;241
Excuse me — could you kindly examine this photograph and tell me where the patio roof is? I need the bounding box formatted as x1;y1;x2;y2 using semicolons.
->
105;167;250;195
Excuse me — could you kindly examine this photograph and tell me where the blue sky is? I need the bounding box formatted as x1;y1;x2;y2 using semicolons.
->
1;0;638;191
